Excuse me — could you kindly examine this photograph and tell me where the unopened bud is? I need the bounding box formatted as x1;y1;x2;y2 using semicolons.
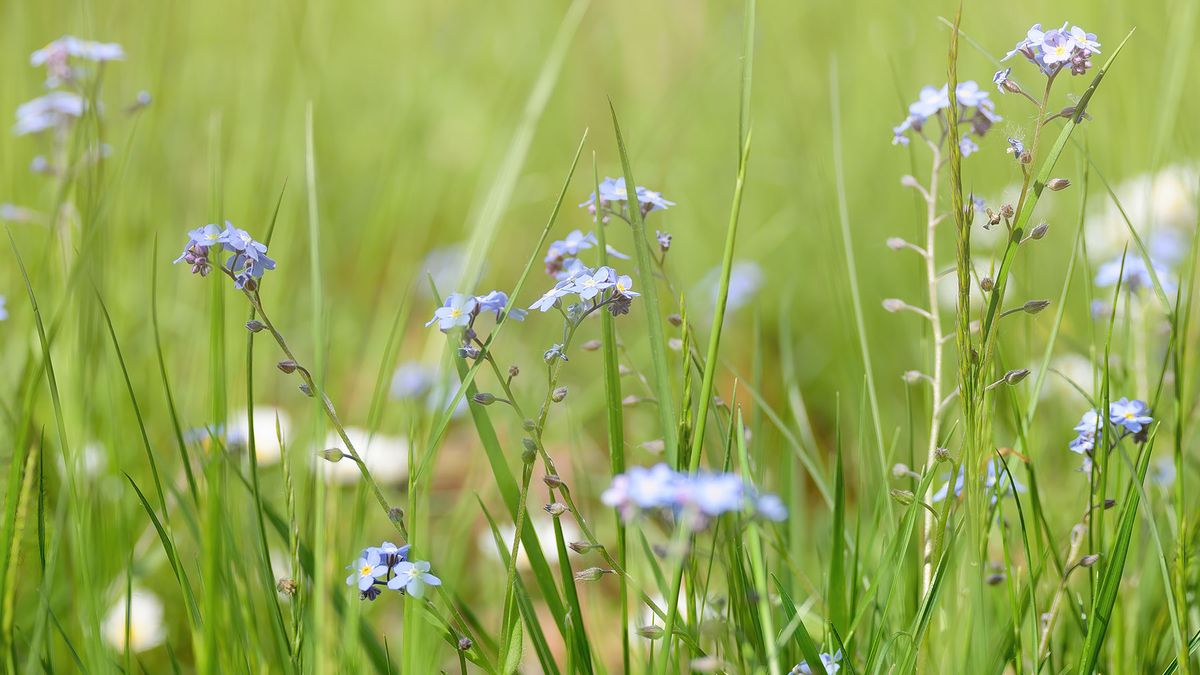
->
986;573;1006;586
637;625;665;640
544;502;568;517
622;395;642;407
508;365;520;378
1002;79;1021;94
543;474;565;488
999;203;1015;219
552;386;568;402
980;277;995;292
1103;498;1116;510
319;448;345;463
640;439;666;454
887;237;908;251
1019;151;1032;164
277;359;298;374
299;383;313;397
1078;554;1100;568
522;419;537;432
890;489;915;506
581;339;601;351
667;337;683;351
882;298;906;313
1023;299;1050;315
902;370;926;384
667;314;683;327
246;320;266;333
1029;222;1049;240
457;637;473;651
934;447;951;463
568;541;598;554
521;439;538;463
899;175;920;188
472;392;497;406
1004;368;1031;385
574;567;612;582
892;463;912;479
388;507;404;524
276;578;298;595
1047;178;1071;191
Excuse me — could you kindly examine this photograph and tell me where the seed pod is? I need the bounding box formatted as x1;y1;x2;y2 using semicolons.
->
319;448;344;463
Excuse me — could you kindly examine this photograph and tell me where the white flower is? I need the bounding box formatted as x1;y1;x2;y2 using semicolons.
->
319;427;408;484
13;92;85;136
226;406;292;466
102;589;166;653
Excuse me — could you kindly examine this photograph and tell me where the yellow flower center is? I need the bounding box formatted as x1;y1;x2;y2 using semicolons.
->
1124;412;1134;419
361;565;373;575
616;283;627;292
449;308;462;318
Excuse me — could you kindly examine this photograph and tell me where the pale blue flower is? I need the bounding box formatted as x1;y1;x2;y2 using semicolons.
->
993;67;1013;93
425;293;477;330
580;177;674;213
1041;29;1076;66
14;92;84;135
684;473;746;517
909;85;950;118
530;280;573;313
612;274;639;298
955;81;989;107
367;541;411;567
1109;397;1152;434
605;244;631;260
219;222;267;260
959;137;979;157
792;650;842;675
390;362;435;400
0;295;7;321
1094;254;1174;294
547;230;597;259
570;268;614;301
755;494;788;522
1069;26;1101;53
174;224;224;263
387;560;442;598
345;550;387;592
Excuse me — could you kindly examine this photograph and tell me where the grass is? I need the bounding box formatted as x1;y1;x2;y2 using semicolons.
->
1;0;1199;673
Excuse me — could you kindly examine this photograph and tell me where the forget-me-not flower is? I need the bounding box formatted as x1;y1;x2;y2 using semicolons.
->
1109;397;1152;434
426;293;478;330
13;92;85;136
346;549;388;592
387;560;442;598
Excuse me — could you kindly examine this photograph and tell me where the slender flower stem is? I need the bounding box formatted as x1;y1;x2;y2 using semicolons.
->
1037;523;1087;664
920;143;944;592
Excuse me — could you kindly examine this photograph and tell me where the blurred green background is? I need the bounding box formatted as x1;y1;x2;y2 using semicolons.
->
1;0;1197;670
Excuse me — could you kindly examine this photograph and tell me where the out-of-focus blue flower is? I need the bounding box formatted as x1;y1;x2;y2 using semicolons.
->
1094;254;1175;295
0;295;7;321
696;261;762;316
909;85;950;118
605;244;631;260
892;81;998;149
602;463;786;524
14;92;85;135
955;81;989;107
387;560;442;598
475;290;511;318
548;230;597;258
367;541;411;567
755;494;788;522
345;549;387;592
1109;397;1152;434
932;459;1024;504
390;362;435;400
579;177;674;213
425;293;477;330
960;137;980;157
792;650;843;675
683;473;745;517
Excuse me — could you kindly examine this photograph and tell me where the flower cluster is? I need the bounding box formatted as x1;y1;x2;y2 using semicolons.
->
174;222;276;290
345;541;442;601
1002;23;1101;77
601;463;788;526
891;81;1000;155
580;177;674;219
16;36;124;137
790;650;843;675
529;265;640;318
425;290;526;358
931;458;1026;504
1094;253;1174;295
1068;398;1152;471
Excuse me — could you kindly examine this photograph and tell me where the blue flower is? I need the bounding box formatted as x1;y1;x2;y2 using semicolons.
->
1109;397;1152;434
0;295;7;321
955;81;990;108
993;67;1013;93
14;92;85;136
909;85;949;118
612;274;640;299
529;279;574;313
569;268;614;301
792;650;842;675
579;177;674;213
345;549;387;592
959;137;980;157
174;224;224;263
755;494;788;522
425;293;477;330
219;222;268;260
368;541;411;567
475;290;525;321
602;464;785;525
684;473;746;517
387;560;442;598
548;230;597;258
1094;254;1175;295
932;460;1023;504
1003;22;1098;76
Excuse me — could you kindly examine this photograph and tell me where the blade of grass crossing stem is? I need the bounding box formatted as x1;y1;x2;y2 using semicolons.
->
417;131;587;482
737;411;781;675
593;152;630;673
828;405;847;634
688;0;755;474
772;577;827;675
1077;430;1156;675
480;501;560;675
828;61;887;485
608;105;679;466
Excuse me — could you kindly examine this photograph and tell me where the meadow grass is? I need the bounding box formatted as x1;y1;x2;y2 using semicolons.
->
1;0;1199;673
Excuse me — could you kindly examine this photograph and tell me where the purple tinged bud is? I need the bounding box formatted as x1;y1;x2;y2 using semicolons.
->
980;277;995;292
246;319;266;333
277;360;298;374
1047;178;1071;191
887;237;908;251
581;339;601;351
667;314;683;327
1023;299;1050;314
1079;554;1100;568
543;474;565;488
472;392;496;406
1029;222;1049;240
882;298;906;313
457;637;473;651
299;382;313;397
551;386;568;402
544;503;568;517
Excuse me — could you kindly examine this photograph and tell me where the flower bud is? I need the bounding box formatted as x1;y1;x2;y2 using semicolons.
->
667;337;683;351
246;320;266;333
543;474;565;488
1019;151;1032;164
277;359;298;374
552;386;568;402
508;365;520;378
457;637;473;652
522;418;537;432
1002;79;1021;94
276;578;298;595
882;298;906;313
985;573;1006;586
934;447;951;463
581;339;602;351
1047;178;1071;191
622;395;642;407
618;364;632;377
887;237;909;251
521;439;538;464
637;625;665;640
319;448;344;463
980;277;995;292
569;541;598;554
890;489;915;506
574;567;611;582
892;463;912;479
1029;222;1049;240
902;370;926;385
1023;299;1050;315
640;439;666;454
656;230;672;252
1078;554;1100;568
1103;498;1116;510
388;507;404;524
999;203;1015;219
544;503;568;517
457;345;481;360
472;392;496;406
299;383;313;397
667;314;683;327
1004;368;1031;385
899;175;920;188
